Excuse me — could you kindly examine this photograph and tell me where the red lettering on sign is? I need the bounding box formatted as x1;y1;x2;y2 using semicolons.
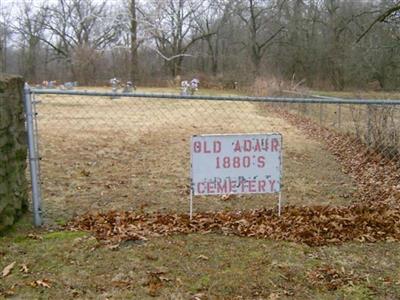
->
214;141;221;153
271;138;280;152
258;180;266;192
197;182;205;194
203;141;211;153
243;156;250;168
207;182;215;193
264;139;269;151
244;140;252;152
269;180;276;192
254;140;261;152
217;180;227;193
248;180;256;192
233;140;241;152
233;157;240;168
223;157;230;168
257;156;265;168
194;140;221;154
193;141;201;153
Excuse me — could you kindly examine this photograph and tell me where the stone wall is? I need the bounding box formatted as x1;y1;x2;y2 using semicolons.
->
0;74;28;230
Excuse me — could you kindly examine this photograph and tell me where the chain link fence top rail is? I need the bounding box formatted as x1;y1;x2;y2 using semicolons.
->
29;88;400;224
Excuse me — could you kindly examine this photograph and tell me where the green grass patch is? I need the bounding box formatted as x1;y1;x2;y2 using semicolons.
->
42;231;87;241
1;226;400;299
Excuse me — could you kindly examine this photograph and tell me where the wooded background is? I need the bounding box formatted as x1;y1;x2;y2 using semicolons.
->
1;0;399;90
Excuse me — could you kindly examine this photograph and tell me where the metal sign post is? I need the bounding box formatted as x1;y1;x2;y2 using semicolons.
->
190;133;283;218
189;141;194;220
189;189;193;220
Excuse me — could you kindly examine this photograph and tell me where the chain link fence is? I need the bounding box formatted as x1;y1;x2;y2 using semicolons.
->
283;98;400;161
27;89;400;224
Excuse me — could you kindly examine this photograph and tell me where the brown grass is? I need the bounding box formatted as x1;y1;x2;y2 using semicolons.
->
1;226;400;299
33;88;356;223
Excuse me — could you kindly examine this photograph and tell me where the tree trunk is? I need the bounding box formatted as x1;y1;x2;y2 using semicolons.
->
169;56;183;77
0;42;3;73
251;49;262;77
130;0;139;83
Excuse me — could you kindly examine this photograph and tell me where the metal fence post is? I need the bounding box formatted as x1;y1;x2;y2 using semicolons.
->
24;85;43;226
319;103;323;125
367;105;372;147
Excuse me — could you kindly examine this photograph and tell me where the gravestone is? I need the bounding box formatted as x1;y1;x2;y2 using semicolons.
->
64;82;74;90
180;80;190;96
122;81;136;93
190;78;200;95
110;78;120;99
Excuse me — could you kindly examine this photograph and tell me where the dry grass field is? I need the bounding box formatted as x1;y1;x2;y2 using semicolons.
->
1;87;400;299
33;87;356;223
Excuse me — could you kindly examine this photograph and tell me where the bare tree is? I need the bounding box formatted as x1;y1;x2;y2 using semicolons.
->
191;1;232;76
129;0;139;82
24;0;123;82
0;1;14;72
357;3;400;42
13;1;48;80
140;0;215;77
235;0;286;76
0;18;6;72
4;0;400;89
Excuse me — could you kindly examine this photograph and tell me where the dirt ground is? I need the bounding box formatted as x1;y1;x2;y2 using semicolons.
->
33;88;357;224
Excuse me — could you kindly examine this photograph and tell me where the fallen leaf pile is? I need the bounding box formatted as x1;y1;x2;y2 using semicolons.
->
70;203;400;246
307;265;364;290
274;107;400;206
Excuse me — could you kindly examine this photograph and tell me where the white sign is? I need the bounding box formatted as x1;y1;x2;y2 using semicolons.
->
191;133;282;196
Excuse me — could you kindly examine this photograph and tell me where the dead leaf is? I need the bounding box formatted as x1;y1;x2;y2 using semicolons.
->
2;261;16;277
159;276;172;282
268;292;280;300
145;254;158;261
80;169;91;177
30;279;52;289
107;244;120;251
27;234;43;240
20;264;29;274
146;273;163;297
1;289;16;297
221;194;233;201
197;255;209;261
191;293;206;300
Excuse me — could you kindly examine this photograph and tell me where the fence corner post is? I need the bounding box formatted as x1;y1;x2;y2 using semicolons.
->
24;84;43;227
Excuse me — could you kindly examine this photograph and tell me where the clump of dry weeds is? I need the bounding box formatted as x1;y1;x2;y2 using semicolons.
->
250;76;309;97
